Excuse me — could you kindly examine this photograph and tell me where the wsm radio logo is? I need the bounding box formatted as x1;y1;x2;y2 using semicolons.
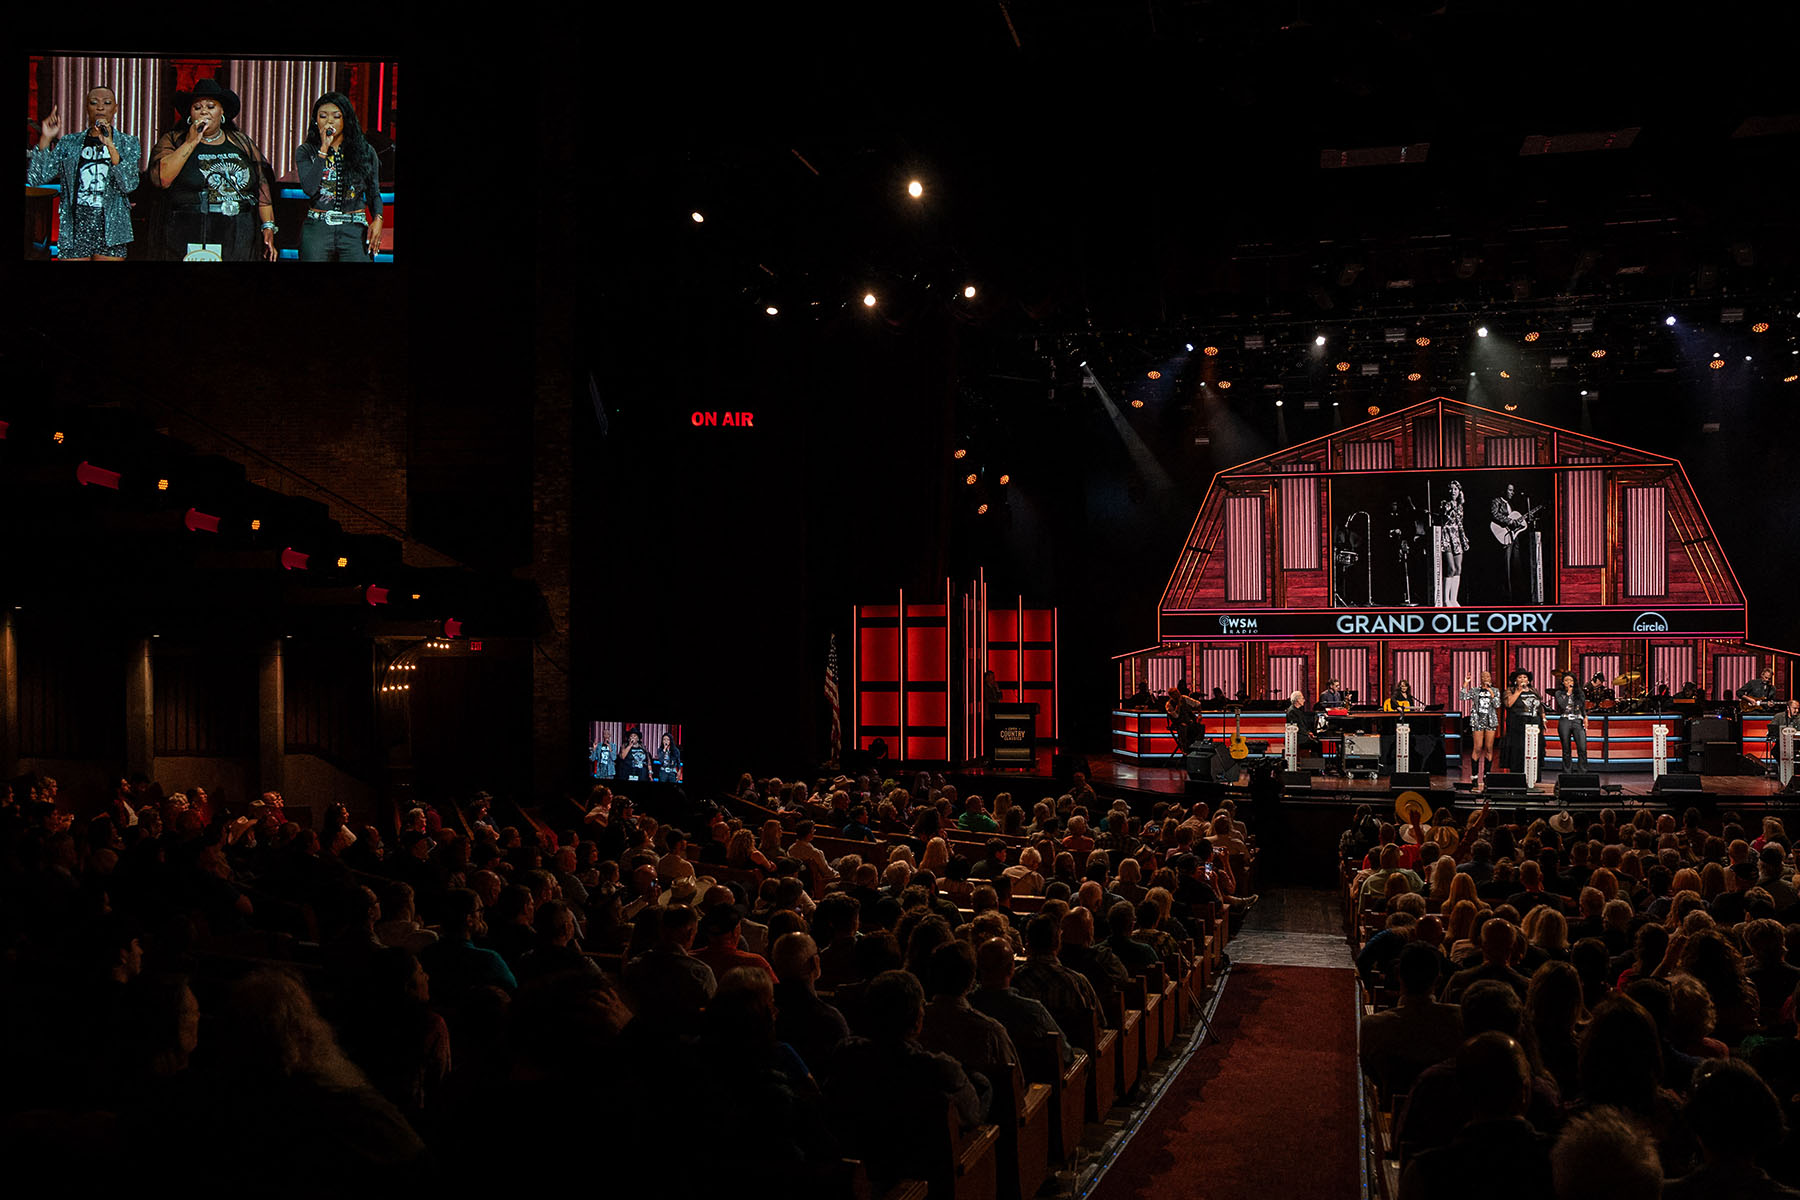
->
1218;615;1261;634
1632;612;1670;633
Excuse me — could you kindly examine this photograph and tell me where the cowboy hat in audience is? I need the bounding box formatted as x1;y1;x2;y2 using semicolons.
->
1394;792;1433;826
659;874;718;908
1548;811;1576;835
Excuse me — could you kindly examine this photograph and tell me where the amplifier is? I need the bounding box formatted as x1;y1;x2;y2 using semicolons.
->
1347;734;1381;758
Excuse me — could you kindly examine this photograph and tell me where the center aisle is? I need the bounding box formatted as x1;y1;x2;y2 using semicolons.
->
1091;893;1361;1200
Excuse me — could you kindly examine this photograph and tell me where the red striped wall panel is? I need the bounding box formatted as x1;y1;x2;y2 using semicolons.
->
1269;654;1308;702
1653;645;1696;695
1277;463;1321;570
1714;654;1757;702
1393;649;1433;706
1330;646;1370;702
1203;646;1243;698
1625;486;1667;597
1515;646;1558;689
1226;495;1266;601
1564;456;1604;567
1343;440;1396;471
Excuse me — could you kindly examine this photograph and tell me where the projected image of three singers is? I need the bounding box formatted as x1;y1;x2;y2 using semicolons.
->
1333;471;1552;608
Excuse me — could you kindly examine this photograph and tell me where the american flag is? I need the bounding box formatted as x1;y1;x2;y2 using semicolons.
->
824;634;841;766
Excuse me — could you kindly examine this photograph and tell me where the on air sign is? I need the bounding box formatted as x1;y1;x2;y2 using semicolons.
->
691;411;755;427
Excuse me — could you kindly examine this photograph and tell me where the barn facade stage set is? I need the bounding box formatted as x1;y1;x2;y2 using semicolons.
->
1102;396;1795;820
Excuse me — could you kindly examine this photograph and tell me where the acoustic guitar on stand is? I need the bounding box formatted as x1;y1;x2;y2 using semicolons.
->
1228;706;1249;759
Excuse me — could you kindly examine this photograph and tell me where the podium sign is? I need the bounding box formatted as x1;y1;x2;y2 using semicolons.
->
1525;724;1541;788
1783;727;1795;787
1284;724;1298;771
1652;724;1669;780
1396;721;1412;776
988;703;1039;765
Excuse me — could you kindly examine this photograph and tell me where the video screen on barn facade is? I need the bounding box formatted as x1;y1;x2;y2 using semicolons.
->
1330;469;1557;609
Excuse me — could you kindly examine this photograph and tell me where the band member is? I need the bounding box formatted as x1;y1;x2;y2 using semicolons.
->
1165;688;1205;751
1587;674;1616;706
1321;678;1347;707
1461;670;1502;791
1503;670;1545;774
1284;690;1319;753
1775;700;1800;757
296;91;384;261
1740;666;1778;710
589;733;616;780
27;86;141;260
149;78;276;261
654;732;683;783
1676;680;1700;700
1550;672;1592;773
615;729;653;782
1384;680;1417;712
1436;480;1471;607
1489;483;1538;603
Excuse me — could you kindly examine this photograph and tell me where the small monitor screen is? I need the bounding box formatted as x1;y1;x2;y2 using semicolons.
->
588;720;683;784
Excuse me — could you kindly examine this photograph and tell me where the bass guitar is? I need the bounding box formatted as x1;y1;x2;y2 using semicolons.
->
1490;502;1546;547
1228;707;1249;759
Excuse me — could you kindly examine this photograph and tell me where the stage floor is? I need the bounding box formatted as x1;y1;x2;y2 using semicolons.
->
962;748;1791;802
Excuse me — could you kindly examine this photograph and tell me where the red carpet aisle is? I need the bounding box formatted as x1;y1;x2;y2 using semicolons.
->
1091;964;1359;1200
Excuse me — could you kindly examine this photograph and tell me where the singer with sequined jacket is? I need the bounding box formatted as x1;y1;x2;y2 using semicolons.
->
295;92;384;261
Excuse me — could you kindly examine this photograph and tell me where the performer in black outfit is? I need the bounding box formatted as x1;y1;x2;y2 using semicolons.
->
654;732;683;783
1321;679;1347;707
1549;672;1591;773
1284;690;1319;754
1502;670;1545;774
616;729;653;782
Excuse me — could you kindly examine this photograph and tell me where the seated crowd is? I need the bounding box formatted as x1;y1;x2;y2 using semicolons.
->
0;767;1258;1194
1344;800;1800;1199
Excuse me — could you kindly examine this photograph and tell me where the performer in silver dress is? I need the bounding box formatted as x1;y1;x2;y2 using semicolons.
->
1461;670;1502;792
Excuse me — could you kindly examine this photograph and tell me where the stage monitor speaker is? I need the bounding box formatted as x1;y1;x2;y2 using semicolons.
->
1282;769;1315;788
1556;773;1602;796
1052;752;1092;783
1392;772;1432;789
1186;746;1241;783
1653;773;1705;794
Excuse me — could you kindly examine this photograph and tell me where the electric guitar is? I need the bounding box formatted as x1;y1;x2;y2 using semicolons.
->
1490;502;1546;547
1228;707;1249;759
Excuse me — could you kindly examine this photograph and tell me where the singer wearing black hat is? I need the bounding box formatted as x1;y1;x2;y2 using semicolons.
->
148;77;276;261
296;92;384;261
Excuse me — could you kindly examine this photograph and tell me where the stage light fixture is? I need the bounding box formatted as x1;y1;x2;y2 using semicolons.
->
1415;336;1431;347
964;473;978;485
249;519;261;531
1275;399;1284;407
863;293;877;307
1709;358;1725;369
1406;372;1422;382
1785;375;1799;383
1470;372;1477;377
962;285;977;300
1745;355;1753;361
1185;343;1194;352
1590;349;1606;358
1504;402;1519;411
690;212;704;223
1202;346;1219;356
1147;370;1162;379
953;448;967;460
1315;335;1327;346
1477;326;1489;337
411;593;421;600
1524;331;1540;342
907;180;923;198
1367;405;1380;416
52;431;64;443
1130;398;1145;408
765;306;779;316
1752;322;1770;333
156;478;169;491
1217;380;1231;389
1499;370;1511;378
977;503;989;514
1336;361;1350;371
998;474;1010;485
1580;389;1588;396
1665;316;1677;326
336;557;349;568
